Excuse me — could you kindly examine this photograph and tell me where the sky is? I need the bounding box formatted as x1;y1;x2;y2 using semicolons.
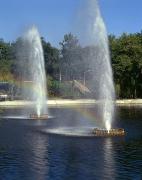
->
0;0;141;46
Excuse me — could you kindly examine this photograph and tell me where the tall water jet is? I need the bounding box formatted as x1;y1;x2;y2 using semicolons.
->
17;26;48;117
76;0;115;130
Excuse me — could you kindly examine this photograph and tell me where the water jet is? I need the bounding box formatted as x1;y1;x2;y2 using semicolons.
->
76;0;125;133
19;26;48;119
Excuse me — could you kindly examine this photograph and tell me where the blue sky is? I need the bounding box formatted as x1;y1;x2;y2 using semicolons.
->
0;0;141;46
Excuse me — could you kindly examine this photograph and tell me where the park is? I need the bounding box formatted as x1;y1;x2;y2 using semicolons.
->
0;0;142;179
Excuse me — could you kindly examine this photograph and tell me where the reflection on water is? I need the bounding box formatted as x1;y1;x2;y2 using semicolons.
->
28;133;49;179
0;106;142;179
103;138;116;179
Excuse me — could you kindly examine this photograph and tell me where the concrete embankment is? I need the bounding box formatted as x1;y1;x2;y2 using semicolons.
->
0;99;142;108
0;99;96;108
116;99;142;106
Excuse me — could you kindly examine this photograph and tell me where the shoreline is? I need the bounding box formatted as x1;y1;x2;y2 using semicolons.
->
0;99;142;108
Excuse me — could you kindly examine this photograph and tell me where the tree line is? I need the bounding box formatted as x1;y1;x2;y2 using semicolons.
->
0;31;142;99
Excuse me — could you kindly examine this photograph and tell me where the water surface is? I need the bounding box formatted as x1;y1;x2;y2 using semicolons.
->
0;106;142;180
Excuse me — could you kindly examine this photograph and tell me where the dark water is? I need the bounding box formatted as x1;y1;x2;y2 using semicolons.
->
0;106;142;180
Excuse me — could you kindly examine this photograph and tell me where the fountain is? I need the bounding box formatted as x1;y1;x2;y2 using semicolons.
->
43;0;125;137
21;26;48;119
76;0;125;136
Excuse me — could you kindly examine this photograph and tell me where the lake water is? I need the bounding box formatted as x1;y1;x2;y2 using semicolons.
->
0;106;142;180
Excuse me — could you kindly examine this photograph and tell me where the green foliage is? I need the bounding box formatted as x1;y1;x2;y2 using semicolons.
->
0;31;142;99
41;37;60;79
59;33;83;80
109;32;142;98
47;76;60;97
0;39;13;81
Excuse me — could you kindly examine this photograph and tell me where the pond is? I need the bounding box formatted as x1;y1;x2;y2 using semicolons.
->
0;106;142;180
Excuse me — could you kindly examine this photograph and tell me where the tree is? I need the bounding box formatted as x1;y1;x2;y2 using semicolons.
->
109;33;142;98
0;39;13;81
59;33;82;81
41;37;60;79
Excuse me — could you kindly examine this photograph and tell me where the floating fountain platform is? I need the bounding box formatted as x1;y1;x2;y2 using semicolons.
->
92;128;125;136
29;114;48;120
